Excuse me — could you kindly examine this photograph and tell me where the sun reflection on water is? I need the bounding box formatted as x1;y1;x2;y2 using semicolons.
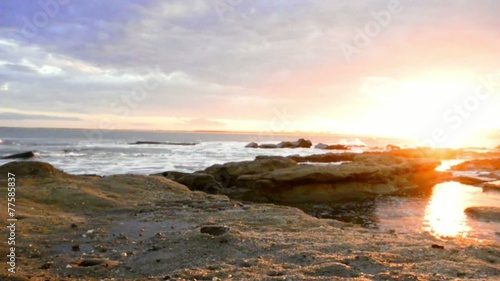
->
422;182;472;238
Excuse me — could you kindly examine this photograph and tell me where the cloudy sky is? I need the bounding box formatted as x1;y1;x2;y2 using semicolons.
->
0;0;499;141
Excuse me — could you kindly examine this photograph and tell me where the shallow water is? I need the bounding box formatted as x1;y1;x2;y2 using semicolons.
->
304;182;500;244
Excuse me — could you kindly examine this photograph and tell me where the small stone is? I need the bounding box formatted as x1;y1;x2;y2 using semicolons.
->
200;225;230;236
431;244;445;250
121;252;128;258
39;262;54;270
71;245;80;252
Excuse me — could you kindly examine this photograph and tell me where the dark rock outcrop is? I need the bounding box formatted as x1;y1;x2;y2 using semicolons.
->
464;206;500;222
203;157;297;187
1;151;36;159
234;154;443;203
258;143;279;149
257;153;356;163
450;176;489;186
451;158;500;171
245;142;259;148
200;225;230;236
130;141;197;146
0;161;67;178
247;139;312;149
483;181;500;192
315;143;349;150
159;171;221;194
277;138;312;148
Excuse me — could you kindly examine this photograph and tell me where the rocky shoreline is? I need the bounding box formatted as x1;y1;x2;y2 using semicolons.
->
1;148;500;280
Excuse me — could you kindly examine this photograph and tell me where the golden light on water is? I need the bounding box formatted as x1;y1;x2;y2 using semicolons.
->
422;182;472;238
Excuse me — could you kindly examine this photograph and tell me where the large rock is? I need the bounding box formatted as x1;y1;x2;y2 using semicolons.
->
0;161;67;178
245;142;259;148
130;141;197;146
203;157;297;187
258;143;279;149
315;143;349;150
1;151;36;159
277;138;312;148
451;158;500;171
250;139;312;149
235;155;443;203
257;153;356;163
483;180;500;192
159;171;221;194
464;206;500;222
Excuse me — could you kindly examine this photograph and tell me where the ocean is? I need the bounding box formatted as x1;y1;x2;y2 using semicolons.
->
0;127;406;175
1;127;499;243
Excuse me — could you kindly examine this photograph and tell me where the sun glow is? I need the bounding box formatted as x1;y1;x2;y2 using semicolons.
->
358;74;495;147
422;182;472;238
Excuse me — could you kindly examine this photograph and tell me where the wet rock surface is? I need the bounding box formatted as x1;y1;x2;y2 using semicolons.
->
465;206;500;222
452;158;500;171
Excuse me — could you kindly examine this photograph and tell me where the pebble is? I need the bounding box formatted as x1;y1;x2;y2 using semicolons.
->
200;225;230;236
431;244;445;250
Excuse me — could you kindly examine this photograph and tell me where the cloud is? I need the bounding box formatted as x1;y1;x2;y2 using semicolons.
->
0;0;498;131
0;112;81;121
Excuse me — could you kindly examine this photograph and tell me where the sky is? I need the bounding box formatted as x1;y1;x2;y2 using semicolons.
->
0;0;499;145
